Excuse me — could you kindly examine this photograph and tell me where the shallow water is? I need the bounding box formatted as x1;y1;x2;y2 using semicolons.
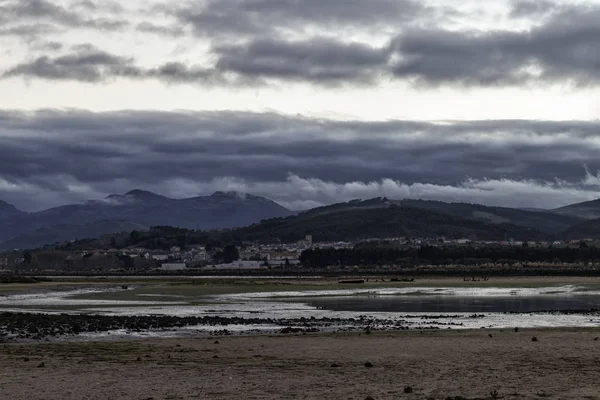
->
3;284;600;334
294;294;600;313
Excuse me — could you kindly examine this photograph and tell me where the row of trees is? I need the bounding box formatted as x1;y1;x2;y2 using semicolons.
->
15;251;151;271
299;245;600;268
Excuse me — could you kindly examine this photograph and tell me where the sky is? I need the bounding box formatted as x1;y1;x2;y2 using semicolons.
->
1;0;600;211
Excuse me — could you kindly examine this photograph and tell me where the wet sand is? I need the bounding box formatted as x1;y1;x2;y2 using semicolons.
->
2;328;600;399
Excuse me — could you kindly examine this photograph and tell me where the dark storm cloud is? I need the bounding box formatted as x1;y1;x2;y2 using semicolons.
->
391;6;600;86
2;39;387;85
1;110;600;210
175;0;600;88
214;38;389;84
4;0;600;88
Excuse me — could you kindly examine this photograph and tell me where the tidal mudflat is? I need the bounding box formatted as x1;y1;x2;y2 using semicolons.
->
3;277;600;400
2;276;600;340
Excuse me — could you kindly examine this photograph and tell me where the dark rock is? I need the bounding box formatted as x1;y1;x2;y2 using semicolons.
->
280;327;301;334
532;337;539;342
364;362;374;368
404;386;413;393
37;362;44;368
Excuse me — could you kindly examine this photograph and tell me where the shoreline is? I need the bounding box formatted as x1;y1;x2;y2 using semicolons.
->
8;265;600;278
2;328;600;399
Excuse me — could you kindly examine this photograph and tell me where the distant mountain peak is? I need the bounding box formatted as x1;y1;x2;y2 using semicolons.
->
0;200;16;209
0;199;24;216
125;189;161;197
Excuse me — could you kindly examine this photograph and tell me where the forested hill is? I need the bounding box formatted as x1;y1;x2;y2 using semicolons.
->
297;197;392;217
217;203;549;243
395;199;583;234
51;200;550;251
553;198;600;220
561;218;600;240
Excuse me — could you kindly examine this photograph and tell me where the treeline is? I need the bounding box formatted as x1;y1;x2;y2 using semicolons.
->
299;244;600;268
56;226;213;251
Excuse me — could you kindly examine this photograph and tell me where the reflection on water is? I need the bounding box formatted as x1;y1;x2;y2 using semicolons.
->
296;295;600;313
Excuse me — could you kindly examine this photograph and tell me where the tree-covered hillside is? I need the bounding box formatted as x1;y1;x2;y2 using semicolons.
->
217;204;549;243
397;199;582;234
50;201;550;251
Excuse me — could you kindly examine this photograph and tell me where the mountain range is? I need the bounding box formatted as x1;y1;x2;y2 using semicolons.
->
3;191;600;250
0;190;292;250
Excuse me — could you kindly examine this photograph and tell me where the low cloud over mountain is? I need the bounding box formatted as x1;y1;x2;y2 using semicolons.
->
2;0;600;213
1;110;600;211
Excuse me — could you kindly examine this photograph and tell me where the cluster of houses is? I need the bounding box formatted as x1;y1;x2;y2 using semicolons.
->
385;236;579;248
1;232;598;273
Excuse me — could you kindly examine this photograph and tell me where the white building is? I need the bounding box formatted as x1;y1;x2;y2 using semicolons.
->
267;259;302;267
305;234;313;246
209;260;263;270
161;263;187;271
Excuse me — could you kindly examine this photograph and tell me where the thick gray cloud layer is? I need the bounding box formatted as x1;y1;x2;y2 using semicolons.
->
3;0;600;87
0;109;600;211
214;38;389;84
391;8;600;86
2;1;600;212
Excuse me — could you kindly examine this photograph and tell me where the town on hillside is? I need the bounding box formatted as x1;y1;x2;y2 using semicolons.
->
1;232;599;274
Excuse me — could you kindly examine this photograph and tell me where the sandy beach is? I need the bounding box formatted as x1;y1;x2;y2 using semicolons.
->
2;328;600;400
